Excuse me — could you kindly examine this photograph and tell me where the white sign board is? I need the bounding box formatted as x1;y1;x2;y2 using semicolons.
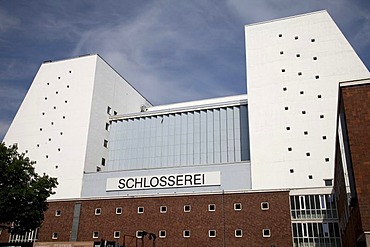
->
106;171;221;191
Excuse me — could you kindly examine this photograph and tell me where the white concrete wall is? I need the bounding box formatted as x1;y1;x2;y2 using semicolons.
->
83;56;151;173
245;11;369;190
3;55;150;199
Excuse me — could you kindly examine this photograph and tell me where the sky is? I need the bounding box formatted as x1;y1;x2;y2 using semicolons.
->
0;0;369;140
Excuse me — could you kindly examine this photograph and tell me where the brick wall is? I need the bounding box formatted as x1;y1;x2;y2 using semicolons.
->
37;191;292;247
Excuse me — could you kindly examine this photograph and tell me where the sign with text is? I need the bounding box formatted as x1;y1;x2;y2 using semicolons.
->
106;171;221;191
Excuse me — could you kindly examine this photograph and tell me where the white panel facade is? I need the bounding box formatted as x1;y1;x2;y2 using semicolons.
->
3;55;150;199
245;11;369;189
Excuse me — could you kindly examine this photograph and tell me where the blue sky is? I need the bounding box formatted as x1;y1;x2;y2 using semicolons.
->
1;0;369;140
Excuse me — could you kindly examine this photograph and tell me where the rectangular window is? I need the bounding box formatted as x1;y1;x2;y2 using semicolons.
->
114;111;117;116
299;196;306;210
101;158;106;166
320;195;327;209
209;230;216;238
183;230;190;238
55;210;61;216
263;229;271;237
114;231;120;239
184;205;191;212
234;203;242;211
95;208;101;215
160;206;167;213
235;229;243;238
138;207;144;214
107;106;112;115
52;232;58;239
116;207;122;214
105;123;110;131
103;140;108;148
93;231;99;239
159;230;166;238
261;202;269;210
208;204;216;211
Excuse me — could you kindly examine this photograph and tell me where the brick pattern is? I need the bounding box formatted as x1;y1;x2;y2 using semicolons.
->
335;82;370;246
35;191;292;247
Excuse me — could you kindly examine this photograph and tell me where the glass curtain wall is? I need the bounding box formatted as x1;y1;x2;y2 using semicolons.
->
107;105;249;171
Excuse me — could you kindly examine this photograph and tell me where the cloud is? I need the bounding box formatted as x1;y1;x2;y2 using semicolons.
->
0;8;20;33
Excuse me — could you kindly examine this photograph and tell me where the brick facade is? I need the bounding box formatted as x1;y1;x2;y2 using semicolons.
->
335;80;370;246
4;191;291;247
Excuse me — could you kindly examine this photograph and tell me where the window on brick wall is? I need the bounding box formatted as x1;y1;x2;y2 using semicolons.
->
234;203;242;211
93;231;99;239
209;230;216;238
159;230;166;238
183;230;190;238
52;232;58;239
116;207;122;214
160;206;167;213
55;210;61;216
235;229;243;237
263;229;271;237
138;207;144;214
95;208;101;215
184;205;191;212
261;202;269;210
208;204;216;211
114;231;120;239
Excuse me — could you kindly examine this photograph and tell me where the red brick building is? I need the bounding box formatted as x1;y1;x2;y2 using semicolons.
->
0;191;293;247
334;78;370;246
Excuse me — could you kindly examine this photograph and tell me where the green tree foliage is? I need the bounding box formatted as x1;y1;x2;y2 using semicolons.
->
0;143;58;234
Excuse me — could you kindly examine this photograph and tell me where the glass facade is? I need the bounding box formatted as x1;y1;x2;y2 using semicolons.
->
107;105;249;171
290;194;341;247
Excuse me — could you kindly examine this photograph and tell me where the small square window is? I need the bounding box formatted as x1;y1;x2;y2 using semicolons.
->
114;231;120;239
280;51;284;55
160;206;167;213
308;175;313;179
295;36;298;40
284;106;289;110
159;230;166;238
183;230;190;238
306;152;310;157
208;204;216;211
42;112;45;115
304;131;308;135
324;179;333;186
116;207;122;214
136;231;144;239
313;57;318;60
325;158;330;162
95;208;101;215
315;75;320;79
67;85;70;88
46;155;49;159
300;91;304;95
281;69;285;73
261;202;269;210
62;116;66;119
184;205;191;212
322;136;327;140
55;210;61;216
58;76;61;79
263;229;271;237
288;147;292;151
296;54;300;58
47;83;50;85
107;106;112;115
69;70;72;73
298;72;302;76
302;110;306;115
60;132;63;135
209;230;216;238
40;128;43;131
93;231;99;239
58;148;61;151
56;91;58;94
103;140;108;148
37;144;40;147
45;97;47;100
138;207;144;214
278;34;282;37
96;166;101;172
235;229;243;238
51;122;54;125
234;203;242;211
101;158;106;166
283;87;287;91
320;115;324;119
64;100;67;103
286;126;290;131
318;94;322;99
52;232;58;240
290;169;294;173
53;106;56;109
48;138;52;141
311;38;315;42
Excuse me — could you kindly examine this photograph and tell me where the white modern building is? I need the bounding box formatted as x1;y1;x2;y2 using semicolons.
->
1;10;369;246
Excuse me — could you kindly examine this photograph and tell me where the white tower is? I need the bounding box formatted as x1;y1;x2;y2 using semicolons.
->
3;55;151;199
246;10;369;189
